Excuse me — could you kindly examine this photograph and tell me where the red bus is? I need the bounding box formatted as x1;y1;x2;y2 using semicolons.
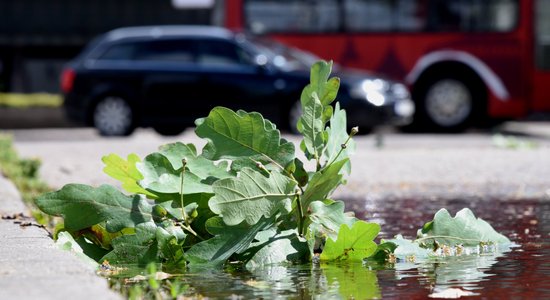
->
220;0;550;131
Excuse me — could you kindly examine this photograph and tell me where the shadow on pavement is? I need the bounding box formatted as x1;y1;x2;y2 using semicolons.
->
0;107;75;129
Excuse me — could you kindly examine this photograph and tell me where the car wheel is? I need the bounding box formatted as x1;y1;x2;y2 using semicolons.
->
153;126;186;136
416;77;480;132
93;96;135;136
287;100;302;134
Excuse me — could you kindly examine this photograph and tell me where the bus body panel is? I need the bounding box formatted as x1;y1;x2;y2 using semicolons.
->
533;75;550;111
531;0;550;111
226;0;549;120
264;32;527;118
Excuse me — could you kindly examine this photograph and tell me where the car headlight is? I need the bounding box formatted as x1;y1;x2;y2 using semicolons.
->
391;83;410;99
395;99;415;117
351;79;390;106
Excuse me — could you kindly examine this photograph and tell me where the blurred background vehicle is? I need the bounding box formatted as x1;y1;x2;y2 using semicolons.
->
62;26;413;136
1;0;548;134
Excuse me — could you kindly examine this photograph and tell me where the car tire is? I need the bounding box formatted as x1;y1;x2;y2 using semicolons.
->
153;126;186;136
414;76;483;132
93;96;135;136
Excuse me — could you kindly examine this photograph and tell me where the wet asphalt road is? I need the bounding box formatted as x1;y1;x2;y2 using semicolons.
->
5;124;550;204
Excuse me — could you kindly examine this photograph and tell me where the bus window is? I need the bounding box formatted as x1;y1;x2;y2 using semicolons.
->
344;0;393;31
244;0;340;34
425;0;517;32
243;0;518;33
343;0;425;32
536;0;550;70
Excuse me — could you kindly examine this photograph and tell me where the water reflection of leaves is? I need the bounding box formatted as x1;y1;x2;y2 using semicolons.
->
321;263;381;299
247;263;381;299
393;250;508;293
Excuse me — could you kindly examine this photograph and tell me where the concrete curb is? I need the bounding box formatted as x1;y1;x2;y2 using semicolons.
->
0;175;121;300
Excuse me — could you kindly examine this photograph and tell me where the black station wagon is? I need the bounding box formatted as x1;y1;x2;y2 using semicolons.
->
62;26;414;136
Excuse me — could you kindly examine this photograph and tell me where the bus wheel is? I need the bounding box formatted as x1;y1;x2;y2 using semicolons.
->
93;96;135;136
417;77;478;132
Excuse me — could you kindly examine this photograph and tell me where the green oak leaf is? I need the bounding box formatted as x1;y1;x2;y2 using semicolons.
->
102;153;157;198
323;103;355;174
35;184;153;232
182;193;216;238
297;92;325;159
320;221;380;262
158;142;232;180
302;159;348;208
209;168;297;226
137;153;212;194
298;60;340;160
369;241;398;262
56;231;100;268
301;60;340;107
244;228;309;268
286;158;308;187
153;193;215;239
417;208;511;247
308;200;357;241
195;107;295;171
385;234;432;260
102;222;156;266
156;223;186;269
73;236;110;262
77;223;130;250
101;222;185;267
185;216;274;267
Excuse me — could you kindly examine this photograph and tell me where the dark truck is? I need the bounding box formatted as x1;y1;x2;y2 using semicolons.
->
0;0;212;94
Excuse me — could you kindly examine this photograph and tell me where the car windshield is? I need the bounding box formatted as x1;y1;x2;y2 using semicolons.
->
244;36;320;71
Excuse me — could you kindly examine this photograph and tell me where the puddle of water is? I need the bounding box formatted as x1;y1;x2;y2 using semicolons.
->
357;198;550;299
111;199;550;299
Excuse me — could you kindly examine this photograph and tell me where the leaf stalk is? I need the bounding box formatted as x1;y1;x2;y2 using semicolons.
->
179;158;188;224
325;126;358;169
178;158;203;240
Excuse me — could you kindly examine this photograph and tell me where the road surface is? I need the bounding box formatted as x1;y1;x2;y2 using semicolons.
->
6;124;550;203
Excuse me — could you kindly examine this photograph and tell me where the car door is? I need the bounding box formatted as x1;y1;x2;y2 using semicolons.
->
193;38;284;121
137;39;207;125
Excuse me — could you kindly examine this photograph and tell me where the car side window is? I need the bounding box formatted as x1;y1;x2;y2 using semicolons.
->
134;40;195;62
195;39;252;67
97;40;195;62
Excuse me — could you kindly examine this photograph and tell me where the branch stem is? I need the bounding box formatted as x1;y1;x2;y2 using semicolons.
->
295;193;305;236
325;126;358;168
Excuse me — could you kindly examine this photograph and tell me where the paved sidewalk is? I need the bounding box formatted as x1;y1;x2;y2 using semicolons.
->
0;175;121;300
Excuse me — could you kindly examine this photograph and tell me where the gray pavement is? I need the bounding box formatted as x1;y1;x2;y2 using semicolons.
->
8;123;550;203
0;175;121;300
